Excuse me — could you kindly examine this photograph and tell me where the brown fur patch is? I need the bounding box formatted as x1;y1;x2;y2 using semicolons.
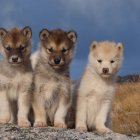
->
0;27;32;65
41;29;74;49
2;28;29;49
40;29;77;69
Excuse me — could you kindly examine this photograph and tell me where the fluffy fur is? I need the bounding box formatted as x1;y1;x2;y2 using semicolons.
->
75;41;124;133
0;27;33;127
32;28;77;128
30;50;39;69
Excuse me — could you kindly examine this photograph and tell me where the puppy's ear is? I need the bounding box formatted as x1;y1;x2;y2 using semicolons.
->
90;41;98;50
117;43;124;51
40;29;50;41
22;26;32;39
0;28;7;40
67;31;77;43
117;42;124;55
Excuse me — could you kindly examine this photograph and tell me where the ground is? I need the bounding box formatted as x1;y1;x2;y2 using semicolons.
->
0;124;139;140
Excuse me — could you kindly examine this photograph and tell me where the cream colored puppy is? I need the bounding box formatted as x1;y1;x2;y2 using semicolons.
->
76;41;124;133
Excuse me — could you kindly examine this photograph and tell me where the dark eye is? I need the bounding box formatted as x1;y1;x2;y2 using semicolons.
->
62;48;68;53
47;48;53;53
110;60;115;63
97;59;102;63
19;46;25;51
5;46;11;51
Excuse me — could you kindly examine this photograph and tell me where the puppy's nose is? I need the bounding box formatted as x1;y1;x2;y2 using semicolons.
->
12;56;18;62
102;68;109;74
54;58;61;64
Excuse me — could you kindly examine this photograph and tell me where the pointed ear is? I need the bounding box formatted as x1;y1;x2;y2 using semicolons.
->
90;41;98;50
0;28;7;40
67;31;77;43
22;26;32;39
39;29;50;41
117;42;124;53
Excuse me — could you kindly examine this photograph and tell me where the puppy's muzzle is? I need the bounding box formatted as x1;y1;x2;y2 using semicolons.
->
12;55;18;63
102;68;109;74
54;58;61;65
9;55;23;64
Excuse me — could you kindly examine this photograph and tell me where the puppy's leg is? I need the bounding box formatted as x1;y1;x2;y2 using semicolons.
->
106;111;112;129
32;95;47;127
54;94;70;128
76;96;87;132
17;92;31;127
95;101;112;133
0;90;11;123
9;101;17;124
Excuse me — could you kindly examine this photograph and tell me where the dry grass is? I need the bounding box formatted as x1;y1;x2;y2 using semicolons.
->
112;82;140;134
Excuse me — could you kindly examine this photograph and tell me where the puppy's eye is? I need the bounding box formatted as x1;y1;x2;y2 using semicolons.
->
62;48;68;54
19;46;25;51
110;60;115;63
97;59;102;63
47;48;53;53
5;46;11;51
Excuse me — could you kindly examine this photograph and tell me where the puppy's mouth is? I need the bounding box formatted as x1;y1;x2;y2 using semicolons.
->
101;73;112;77
48;62;65;69
9;61;23;65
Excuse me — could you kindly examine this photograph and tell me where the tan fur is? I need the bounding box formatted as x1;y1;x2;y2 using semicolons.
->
0;27;33;127
32;29;77;128
75;41;124;133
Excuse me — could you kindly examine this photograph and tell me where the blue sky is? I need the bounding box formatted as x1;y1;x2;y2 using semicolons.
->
0;0;140;79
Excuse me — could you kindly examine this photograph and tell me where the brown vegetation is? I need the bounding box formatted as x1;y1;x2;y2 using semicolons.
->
112;82;140;134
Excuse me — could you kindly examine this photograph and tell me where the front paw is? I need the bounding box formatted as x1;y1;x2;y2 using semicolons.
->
18;120;31;128
96;127;112;134
0;118;10;124
76;126;87;132
54;122;67;128
0;116;10;124
34;121;47;127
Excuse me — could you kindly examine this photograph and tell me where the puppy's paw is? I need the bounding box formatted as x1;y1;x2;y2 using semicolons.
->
96;127;112;134
0;116;10;124
18;120;31;128
34;121;47;127
0;118;10;124
76;126;87;132
54;122;67;128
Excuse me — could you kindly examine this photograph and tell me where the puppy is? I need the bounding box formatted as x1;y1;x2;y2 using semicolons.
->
75;41;124;133
32;28;77;128
0;27;33;127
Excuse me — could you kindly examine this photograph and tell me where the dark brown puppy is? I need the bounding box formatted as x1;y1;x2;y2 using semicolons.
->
32;28;77;128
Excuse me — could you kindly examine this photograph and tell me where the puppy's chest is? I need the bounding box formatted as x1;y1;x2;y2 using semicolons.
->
87;81;115;100
43;79;62;97
40;76;69;103
8;73;31;100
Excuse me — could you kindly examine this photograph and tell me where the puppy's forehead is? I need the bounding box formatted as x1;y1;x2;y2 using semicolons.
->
48;42;68;50
94;42;118;58
4;28;26;47
48;30;69;45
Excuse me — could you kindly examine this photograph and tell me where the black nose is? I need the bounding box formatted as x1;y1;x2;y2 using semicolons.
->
54;58;61;64
102;68;109;74
12;56;18;62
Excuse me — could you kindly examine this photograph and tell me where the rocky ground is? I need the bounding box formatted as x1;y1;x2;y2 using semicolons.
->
0;124;139;140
